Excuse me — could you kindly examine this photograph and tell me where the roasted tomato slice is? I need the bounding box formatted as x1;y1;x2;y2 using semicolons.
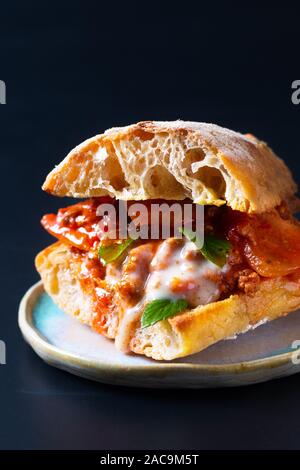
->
227;209;300;277
41;213;99;251
41;197;114;251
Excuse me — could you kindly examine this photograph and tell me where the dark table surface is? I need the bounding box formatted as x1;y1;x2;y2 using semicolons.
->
1;1;300;450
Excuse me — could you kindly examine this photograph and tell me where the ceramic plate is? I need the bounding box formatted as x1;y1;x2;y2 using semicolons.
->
18;282;300;388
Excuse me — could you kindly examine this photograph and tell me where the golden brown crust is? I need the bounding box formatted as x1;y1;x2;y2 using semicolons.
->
35;242;118;339
36;242;300;361
130;275;300;360
42;121;297;213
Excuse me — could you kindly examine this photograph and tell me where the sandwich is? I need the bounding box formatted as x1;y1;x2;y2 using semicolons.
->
35;120;300;360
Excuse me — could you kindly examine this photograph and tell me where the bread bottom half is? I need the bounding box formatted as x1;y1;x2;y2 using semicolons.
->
35;241;300;360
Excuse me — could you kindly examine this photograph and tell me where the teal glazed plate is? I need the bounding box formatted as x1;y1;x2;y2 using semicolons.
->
18;282;300;388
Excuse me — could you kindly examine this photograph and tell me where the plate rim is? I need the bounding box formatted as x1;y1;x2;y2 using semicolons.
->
18;281;299;377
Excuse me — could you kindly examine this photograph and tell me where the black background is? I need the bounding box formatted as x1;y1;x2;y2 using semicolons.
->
1;0;300;450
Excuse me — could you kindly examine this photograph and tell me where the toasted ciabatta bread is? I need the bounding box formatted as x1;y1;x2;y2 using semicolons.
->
37;121;300;360
35;242;118;339
36;241;300;360
43;121;296;213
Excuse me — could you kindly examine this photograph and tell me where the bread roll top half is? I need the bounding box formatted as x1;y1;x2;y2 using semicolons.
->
42;121;297;213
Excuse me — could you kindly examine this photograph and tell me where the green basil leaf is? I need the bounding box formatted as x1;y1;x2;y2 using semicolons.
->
180;227;231;268
141;298;188;328
179;227;203;249
98;238;134;265
201;234;231;267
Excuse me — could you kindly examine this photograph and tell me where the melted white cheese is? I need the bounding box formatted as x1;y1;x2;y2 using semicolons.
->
115;301;144;352
146;240;220;306
115;239;223;353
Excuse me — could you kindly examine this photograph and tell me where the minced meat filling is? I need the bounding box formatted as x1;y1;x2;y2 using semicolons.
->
41;197;300;315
